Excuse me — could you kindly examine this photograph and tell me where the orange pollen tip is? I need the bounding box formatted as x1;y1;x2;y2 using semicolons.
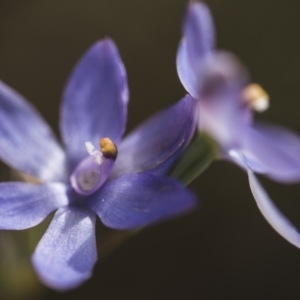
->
99;137;118;159
242;83;270;112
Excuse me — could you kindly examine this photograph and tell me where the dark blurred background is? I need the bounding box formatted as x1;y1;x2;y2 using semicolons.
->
1;0;300;299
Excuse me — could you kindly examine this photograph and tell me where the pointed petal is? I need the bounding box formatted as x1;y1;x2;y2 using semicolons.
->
184;2;215;58
248;170;300;249
112;95;197;178
87;173;197;230
177;2;215;98
0;182;69;230
32;206;97;291
243;123;300;183
0;81;67;182
61;39;129;170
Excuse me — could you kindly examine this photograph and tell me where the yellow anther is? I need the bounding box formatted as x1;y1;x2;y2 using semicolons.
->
99;137;118;159
242;83;270;112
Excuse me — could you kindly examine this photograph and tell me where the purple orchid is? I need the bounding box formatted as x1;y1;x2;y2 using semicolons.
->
0;38;197;290
177;2;300;248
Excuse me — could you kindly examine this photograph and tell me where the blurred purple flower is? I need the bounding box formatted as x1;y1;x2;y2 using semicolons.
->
0;39;197;290
177;2;300;248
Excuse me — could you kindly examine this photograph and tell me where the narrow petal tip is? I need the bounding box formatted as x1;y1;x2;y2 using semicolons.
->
177;1;215;98
184;1;215;51
248;170;300;249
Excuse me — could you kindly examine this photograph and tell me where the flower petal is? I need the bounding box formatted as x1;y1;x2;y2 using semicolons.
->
243;123;300;183
0;182;69;230
0;81;67;182
184;2;215;60
32;205;97;291
61;39;129;170
177;40;199;98
196;52;250;150
87;173;197;230
248;170;300;249
177;2;215;98
178;20;251;149
112;95;197;178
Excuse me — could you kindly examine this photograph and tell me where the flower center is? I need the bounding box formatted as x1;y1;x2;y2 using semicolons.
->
70;137;117;196
242;83;270;112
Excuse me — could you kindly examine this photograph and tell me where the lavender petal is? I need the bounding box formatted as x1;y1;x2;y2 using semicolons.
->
0;182;69;230
87;173;197;230
177;2;215;98
243;123;300;183
32;205;97;291
176;40;199;98
196;52;250;149
112;95;197;177
184;2;215;65
248;170;300;249
61;39;129;170
0;81;67;182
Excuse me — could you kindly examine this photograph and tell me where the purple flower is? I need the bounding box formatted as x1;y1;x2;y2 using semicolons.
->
177;2;300;248
0;39;197;290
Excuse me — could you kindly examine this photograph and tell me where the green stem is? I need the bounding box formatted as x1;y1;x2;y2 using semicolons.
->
169;133;217;185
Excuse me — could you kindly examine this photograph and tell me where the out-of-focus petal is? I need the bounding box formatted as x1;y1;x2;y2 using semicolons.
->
248;170;300;249
176;40;199;98
61;39;129;170
243;123;300;183
0;182;69;230
112;95;197;178
177;2;215;98
0;81;67;182
32;205;97;291
197;52;248;100
87;173;197;230
197;52;250;149
184;2;215;59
